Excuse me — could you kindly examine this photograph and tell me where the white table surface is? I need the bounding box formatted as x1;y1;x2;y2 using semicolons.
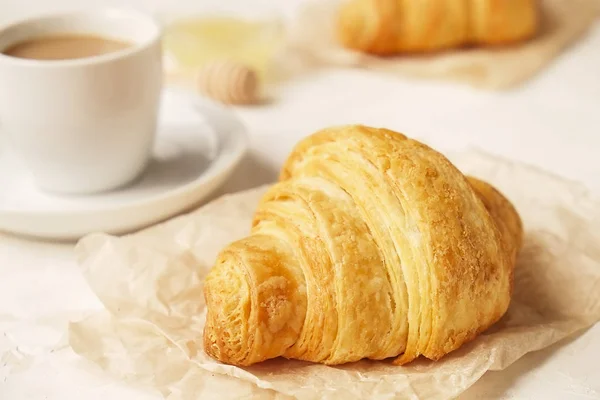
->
1;1;600;399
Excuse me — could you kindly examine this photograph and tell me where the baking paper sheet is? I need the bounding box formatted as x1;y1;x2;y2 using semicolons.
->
71;150;600;399
280;0;600;89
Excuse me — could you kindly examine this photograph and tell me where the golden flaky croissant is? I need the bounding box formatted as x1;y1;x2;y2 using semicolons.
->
336;0;539;54
203;125;523;367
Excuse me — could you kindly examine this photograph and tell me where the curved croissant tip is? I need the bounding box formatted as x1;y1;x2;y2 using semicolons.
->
202;250;254;366
467;176;524;260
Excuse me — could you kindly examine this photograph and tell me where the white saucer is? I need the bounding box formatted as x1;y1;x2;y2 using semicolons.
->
0;88;248;240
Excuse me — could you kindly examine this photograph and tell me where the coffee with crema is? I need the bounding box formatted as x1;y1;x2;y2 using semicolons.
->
2;34;132;60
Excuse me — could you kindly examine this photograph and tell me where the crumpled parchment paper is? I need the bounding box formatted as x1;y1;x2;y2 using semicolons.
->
279;0;600;89
70;150;600;400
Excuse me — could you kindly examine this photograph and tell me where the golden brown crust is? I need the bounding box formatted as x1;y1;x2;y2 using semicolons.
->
203;125;523;366
336;0;538;55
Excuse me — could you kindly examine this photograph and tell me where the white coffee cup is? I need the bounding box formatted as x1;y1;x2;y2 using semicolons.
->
0;9;162;194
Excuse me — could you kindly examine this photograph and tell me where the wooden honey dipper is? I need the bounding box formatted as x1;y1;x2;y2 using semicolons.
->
195;60;260;105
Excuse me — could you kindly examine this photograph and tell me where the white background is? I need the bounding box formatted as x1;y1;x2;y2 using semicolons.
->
1;1;600;399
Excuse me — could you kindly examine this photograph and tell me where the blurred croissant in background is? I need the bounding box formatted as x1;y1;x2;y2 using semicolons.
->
203;125;523;367
336;0;539;54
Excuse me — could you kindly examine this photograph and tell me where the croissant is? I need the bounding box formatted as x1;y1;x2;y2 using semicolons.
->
203;125;523;366
336;0;539;55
